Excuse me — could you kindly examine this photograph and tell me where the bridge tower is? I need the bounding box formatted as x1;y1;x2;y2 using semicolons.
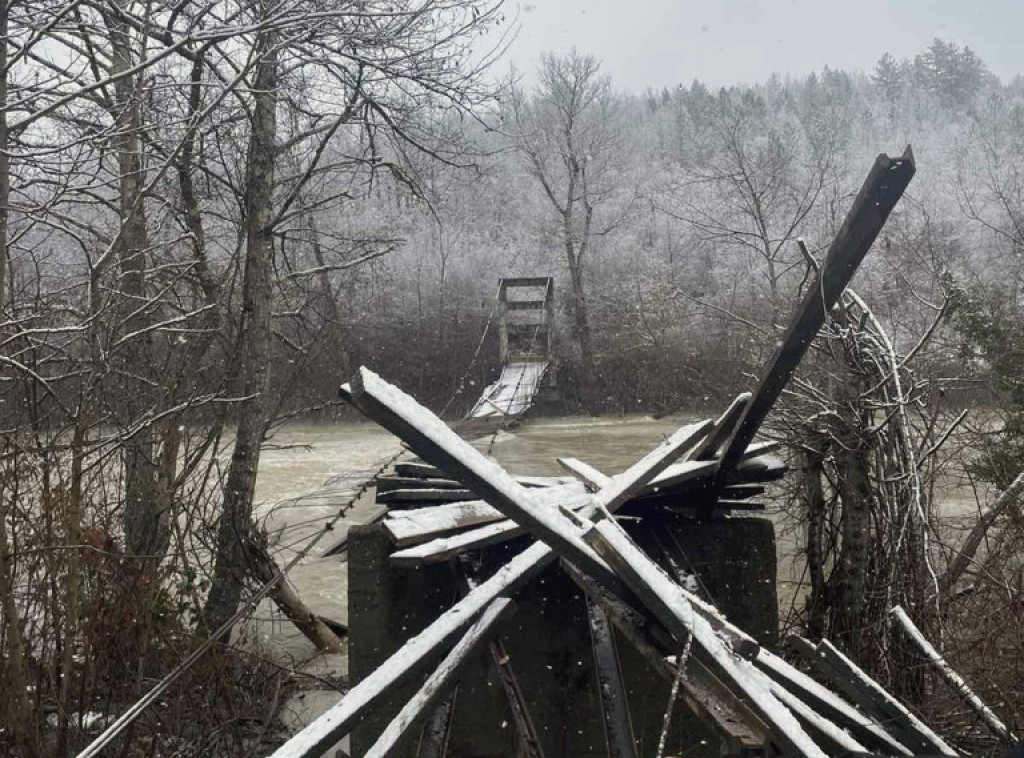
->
497;276;554;366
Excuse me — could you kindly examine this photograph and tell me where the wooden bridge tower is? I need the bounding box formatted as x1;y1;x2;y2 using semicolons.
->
497;276;554;366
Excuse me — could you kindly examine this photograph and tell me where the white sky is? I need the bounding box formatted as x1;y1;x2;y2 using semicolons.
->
496;0;1024;90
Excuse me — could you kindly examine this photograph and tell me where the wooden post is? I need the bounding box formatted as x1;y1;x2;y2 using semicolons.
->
711;148;916;512
498;279;509;366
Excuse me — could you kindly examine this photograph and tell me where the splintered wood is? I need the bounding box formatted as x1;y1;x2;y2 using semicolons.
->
273;150;950;758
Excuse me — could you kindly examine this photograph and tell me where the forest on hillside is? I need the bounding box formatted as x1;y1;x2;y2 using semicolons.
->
2;1;1024;755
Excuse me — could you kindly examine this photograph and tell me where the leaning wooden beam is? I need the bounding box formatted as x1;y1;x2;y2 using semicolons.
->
486;636;548;758
712;148;916;500
588;600;638;758
754;649;913;756
792;636;957;757
891;605;1018;743
562;561;770;755
363;597;515;758
583;518;828;758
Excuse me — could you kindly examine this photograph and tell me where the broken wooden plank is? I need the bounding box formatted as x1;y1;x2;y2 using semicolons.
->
766;680;867;756
383;482;589;547
375;476;465;491
588;601;638;758
793;636;957;757
363;597;515;758
712;148;916;504
559;442;779;496
562;560;771;755
583;518;828;758
376;488;475;504
891;605;1017;743
271;540;553;758
754;648;913;757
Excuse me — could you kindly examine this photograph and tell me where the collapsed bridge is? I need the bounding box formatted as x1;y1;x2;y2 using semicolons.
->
267;148;979;758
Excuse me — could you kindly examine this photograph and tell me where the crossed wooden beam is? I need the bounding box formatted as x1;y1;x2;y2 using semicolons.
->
272;148;956;758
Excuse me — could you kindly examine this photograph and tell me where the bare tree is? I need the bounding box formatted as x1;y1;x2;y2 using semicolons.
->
506;51;627;403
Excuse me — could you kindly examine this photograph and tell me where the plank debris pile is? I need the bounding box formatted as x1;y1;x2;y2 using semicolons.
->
272;149;947;758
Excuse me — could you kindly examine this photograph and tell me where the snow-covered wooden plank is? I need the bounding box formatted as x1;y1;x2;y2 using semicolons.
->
558;442;780;499
383;482;589;547
392;461;570;489
891;605;1017;743
394;461;448;479
688;392;752;461
390;490;594;565
376;488;474;504
588;601;638;758
583;518;829;758
589;419;714;511
562;560;770;754
767;680;868;756
270;539;553;758
801;637;958;757
375;475;464;491
755;648;914;756
712;148;915;499
362;597;515;758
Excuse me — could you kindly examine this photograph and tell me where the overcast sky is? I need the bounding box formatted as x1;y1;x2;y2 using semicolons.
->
498;0;1024;91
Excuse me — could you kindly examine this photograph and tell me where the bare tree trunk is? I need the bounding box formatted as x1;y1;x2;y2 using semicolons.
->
248;538;345;653
105;5;165;572
202;14;279;635
832;398;873;654
801;432;829;640
0;0;8;316
0;471;45;758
